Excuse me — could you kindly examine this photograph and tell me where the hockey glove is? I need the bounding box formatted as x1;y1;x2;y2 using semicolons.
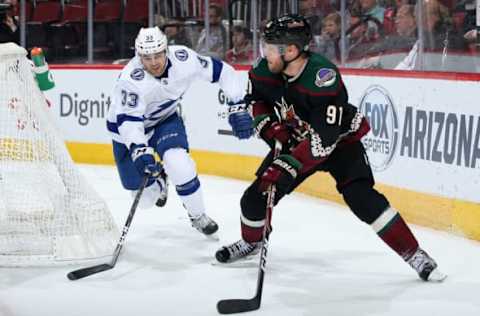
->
130;144;162;178
253;114;290;147
259;154;302;194
228;103;254;139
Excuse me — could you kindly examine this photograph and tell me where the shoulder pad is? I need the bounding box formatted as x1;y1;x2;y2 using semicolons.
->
130;68;145;81
293;54;342;93
250;58;270;76
252;57;262;69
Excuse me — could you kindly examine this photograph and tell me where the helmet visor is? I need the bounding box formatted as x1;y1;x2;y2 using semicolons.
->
260;39;286;59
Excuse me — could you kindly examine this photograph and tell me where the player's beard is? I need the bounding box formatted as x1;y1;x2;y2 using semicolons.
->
267;58;285;74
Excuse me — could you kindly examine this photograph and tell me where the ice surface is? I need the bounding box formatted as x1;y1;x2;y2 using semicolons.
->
0;165;479;316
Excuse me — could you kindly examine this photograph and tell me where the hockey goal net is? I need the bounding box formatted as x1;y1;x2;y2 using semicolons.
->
0;43;118;266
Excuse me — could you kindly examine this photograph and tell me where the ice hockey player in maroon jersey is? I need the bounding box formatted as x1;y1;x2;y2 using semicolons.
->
219;14;446;282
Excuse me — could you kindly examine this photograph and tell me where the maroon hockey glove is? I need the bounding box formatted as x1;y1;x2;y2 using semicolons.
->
259;154;302;194
253;114;290;146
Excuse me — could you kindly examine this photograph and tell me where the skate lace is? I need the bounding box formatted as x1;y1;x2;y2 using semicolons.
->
227;240;256;258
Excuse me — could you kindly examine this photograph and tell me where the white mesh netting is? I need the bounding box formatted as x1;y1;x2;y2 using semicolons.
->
0;43;119;266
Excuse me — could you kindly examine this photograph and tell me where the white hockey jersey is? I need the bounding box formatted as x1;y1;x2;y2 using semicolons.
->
107;45;246;148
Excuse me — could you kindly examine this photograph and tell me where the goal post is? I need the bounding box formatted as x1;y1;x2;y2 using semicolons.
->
0;43;119;266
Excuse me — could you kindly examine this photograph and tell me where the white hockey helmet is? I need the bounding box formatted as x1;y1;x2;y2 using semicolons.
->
135;27;168;56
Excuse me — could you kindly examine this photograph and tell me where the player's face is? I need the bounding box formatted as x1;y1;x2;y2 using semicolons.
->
260;41;286;74
140;51;167;77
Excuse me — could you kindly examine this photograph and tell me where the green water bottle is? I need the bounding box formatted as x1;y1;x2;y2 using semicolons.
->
31;47;55;91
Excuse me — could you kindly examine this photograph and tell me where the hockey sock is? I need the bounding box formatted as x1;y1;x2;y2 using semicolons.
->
372;207;419;260
176;176;205;218
240;209;271;243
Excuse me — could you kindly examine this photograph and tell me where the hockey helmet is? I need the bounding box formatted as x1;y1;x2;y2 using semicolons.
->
263;14;312;52
135;27;168;56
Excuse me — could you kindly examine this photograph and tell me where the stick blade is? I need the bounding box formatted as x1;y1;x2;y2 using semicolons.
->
67;264;113;281
217;298;260;314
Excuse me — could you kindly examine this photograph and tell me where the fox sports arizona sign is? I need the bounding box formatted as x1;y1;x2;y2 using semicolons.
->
359;85;399;172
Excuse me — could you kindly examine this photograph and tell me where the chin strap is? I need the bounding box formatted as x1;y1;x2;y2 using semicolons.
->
280;49;306;71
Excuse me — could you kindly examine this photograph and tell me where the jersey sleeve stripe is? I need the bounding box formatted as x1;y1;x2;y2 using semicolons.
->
106;121;119;133
148;99;177;117
211;57;223;83
249;72;283;86
117;114;144;127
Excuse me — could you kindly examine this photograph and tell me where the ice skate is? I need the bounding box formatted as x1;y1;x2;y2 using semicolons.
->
189;213;218;235
215;239;262;263
408;248;447;282
155;170;168;207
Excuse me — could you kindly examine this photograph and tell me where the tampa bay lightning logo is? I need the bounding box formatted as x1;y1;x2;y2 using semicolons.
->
130;68;145;81
174;49;189;61
315;68;336;88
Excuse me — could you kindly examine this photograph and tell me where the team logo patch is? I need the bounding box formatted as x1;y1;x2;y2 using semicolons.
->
197;55;209;68
174;49;189;61
315;68;336;87
130;68;145;81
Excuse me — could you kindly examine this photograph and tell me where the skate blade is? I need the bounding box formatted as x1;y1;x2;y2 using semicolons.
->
210;256;258;268
428;269;448;282
204;233;220;241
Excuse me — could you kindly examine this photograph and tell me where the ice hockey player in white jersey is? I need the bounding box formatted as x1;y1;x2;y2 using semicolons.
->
107;27;247;235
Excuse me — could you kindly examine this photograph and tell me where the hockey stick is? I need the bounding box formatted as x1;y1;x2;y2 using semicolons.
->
217;140;282;314
67;175;150;281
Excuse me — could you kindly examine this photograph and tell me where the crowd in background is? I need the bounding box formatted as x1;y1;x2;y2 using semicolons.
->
0;0;478;72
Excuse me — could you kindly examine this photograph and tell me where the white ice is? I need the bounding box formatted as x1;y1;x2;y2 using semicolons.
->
1;164;479;316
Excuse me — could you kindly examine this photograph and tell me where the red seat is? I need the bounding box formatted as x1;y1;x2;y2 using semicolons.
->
123;0;149;23
62;4;88;23
13;0;33;21
94;0;122;22
49;2;88;56
29;1;61;23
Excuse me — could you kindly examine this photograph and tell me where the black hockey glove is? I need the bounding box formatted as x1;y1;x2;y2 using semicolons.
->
259;154;302;194
130;144;162;178
253;114;290;147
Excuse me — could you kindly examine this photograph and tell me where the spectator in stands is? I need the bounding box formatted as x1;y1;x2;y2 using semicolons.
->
225;25;253;65
0;0;19;44
354;0;386;23
355;3;419;69
370;4;418;53
460;2;476;36
164;20;192;47
420;0;465;51
464;29;476;42
195;3;226;58
463;29;476;53
394;0;468;70
299;0;324;35
313;12;341;62
395;4;417;37
347;14;382;60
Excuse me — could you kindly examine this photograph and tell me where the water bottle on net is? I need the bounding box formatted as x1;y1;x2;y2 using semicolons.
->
31;47;55;91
